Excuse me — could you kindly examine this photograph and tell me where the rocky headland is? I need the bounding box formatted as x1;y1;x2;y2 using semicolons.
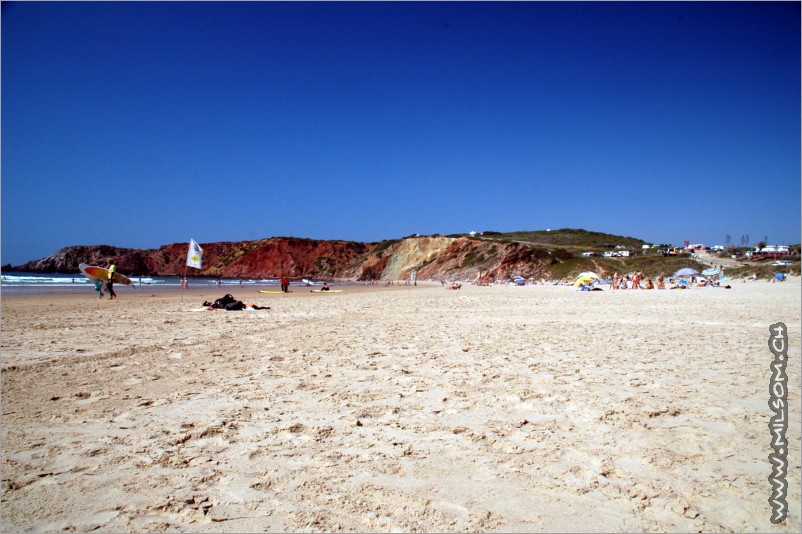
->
3;235;568;282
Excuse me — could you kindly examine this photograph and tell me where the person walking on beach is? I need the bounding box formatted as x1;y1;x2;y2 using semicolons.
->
107;260;117;299
280;276;289;293
94;278;105;299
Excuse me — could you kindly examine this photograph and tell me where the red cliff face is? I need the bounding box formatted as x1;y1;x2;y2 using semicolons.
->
11;239;375;279
199;239;373;278
9;236;559;281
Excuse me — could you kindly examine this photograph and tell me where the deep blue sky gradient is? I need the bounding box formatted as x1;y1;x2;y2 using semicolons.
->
3;1;800;265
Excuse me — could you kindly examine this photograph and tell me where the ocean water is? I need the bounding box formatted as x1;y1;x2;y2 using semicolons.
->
0;272;320;293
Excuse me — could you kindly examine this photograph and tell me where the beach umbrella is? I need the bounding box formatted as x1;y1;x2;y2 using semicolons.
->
574;275;595;286
673;268;698;278
701;267;720;277
576;271;599;279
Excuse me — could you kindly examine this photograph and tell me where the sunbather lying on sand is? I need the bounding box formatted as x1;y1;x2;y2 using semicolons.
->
203;294;271;310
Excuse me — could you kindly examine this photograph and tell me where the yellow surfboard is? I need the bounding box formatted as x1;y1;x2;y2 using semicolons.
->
79;263;133;286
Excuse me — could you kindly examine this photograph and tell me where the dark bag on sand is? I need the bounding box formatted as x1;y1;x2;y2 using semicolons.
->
224;300;246;311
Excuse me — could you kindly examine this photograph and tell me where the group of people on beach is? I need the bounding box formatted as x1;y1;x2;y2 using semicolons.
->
609;272;662;290
607;272;730;290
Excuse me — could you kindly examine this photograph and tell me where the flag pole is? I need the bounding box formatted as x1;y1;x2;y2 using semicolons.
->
184;238;203;304
181;263;187;302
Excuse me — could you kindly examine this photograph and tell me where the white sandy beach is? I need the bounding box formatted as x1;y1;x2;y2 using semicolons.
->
2;280;800;532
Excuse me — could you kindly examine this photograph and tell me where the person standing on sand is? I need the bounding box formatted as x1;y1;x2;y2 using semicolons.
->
107;260;117;299
280;276;289;293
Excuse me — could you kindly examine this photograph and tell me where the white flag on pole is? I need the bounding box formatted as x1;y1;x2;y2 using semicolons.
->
187;239;203;269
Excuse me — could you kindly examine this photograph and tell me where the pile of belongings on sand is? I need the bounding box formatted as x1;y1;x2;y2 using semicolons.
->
203;294;270;311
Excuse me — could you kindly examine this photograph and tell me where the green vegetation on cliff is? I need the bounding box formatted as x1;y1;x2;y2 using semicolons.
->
480;228;648;250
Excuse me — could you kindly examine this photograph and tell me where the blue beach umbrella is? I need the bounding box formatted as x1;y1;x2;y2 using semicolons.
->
674;268;699;278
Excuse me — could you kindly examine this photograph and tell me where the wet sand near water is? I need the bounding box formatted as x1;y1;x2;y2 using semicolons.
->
2;280;800;532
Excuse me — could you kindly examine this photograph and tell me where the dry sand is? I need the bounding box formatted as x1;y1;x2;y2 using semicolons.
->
2;280;800;532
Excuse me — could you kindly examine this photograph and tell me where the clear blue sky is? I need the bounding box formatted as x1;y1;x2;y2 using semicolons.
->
3;1;800;265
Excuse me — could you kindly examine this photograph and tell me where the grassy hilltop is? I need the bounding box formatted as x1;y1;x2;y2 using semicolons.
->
475;228;648;251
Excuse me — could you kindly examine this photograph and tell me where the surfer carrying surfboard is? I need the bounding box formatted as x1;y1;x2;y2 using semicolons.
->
107;260;117;299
